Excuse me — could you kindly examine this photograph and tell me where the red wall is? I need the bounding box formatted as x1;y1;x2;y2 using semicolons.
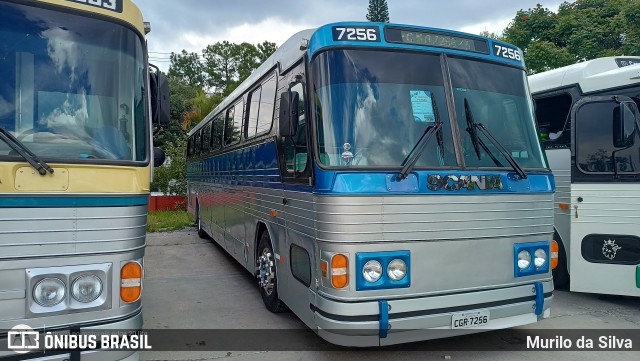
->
148;195;187;212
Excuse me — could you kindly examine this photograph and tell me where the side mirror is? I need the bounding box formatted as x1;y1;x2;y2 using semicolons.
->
153;147;166;167
613;101;637;148
278;91;300;138
150;67;170;126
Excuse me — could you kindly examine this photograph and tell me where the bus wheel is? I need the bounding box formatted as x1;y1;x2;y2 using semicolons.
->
257;232;287;313
196;201;208;239
553;232;569;288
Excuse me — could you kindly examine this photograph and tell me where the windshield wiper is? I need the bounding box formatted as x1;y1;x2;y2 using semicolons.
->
397;94;444;180
463;98;527;180
0;127;54;176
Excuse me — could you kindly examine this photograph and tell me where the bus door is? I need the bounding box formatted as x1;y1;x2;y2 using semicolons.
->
278;79;317;328
571;96;640;296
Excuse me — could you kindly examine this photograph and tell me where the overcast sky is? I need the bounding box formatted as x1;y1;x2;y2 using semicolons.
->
135;0;563;71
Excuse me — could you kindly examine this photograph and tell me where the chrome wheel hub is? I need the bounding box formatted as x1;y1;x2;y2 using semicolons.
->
258;247;275;295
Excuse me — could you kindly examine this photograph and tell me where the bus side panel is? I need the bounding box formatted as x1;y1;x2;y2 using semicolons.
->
546;148;572;257
569;183;640;297
279;188;317;330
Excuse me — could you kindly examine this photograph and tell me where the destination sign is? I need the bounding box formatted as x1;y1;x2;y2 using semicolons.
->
385;28;489;54
66;0;123;13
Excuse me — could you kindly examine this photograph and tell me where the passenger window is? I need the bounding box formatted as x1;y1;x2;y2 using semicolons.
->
534;94;572;146
202;123;211;152
211;115;223;150
225;101;242;145
285;82;308;173
246;74;277;138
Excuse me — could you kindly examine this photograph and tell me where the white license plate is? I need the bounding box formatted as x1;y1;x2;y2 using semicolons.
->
451;310;490;329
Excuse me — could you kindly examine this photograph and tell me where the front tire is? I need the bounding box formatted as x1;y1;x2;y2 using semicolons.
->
553;231;570;288
256;232;287;313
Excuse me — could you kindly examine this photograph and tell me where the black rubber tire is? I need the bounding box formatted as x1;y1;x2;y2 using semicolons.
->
196;201;208;239
257;232;288;313
552;231;570;288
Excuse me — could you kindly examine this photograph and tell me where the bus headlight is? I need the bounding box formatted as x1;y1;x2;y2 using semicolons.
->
72;275;103;303
534;249;547;268
33;278;66;307
517;250;532;270
362;260;382;283
387;259;407;281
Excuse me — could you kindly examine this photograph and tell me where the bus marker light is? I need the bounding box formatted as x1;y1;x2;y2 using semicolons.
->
331;254;348;289
121;262;142;303
269;209;277;217
550;241;559;270
558;203;569;210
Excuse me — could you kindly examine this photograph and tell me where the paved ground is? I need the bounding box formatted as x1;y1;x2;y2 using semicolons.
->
139;229;640;360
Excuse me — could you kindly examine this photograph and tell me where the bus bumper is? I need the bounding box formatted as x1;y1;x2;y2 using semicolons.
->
1;311;143;360
312;281;553;347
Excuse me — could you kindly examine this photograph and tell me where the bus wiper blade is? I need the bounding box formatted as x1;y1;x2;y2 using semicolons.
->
0;127;54;176
397;94;444;180
463;98;505;168
474;123;528;180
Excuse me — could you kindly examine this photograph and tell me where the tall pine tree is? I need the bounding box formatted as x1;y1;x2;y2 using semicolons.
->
366;0;389;23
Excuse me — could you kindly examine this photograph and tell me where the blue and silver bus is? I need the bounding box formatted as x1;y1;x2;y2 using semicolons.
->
187;22;554;346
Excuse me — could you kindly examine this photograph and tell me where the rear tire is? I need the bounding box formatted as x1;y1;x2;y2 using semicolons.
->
196;201;208;239
552;231;570;288
256;232;287;313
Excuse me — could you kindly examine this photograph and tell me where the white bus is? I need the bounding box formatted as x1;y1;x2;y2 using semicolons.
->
529;56;640;296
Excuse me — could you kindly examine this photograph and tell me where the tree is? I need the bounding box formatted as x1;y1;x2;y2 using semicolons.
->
366;0;390;23
503;1;638;74
167;50;206;89
257;41;278;63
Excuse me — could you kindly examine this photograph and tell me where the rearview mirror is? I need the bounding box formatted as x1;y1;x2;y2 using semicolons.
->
150;66;170;126
613;101;636;148
153;147;166;167
278;91;300;138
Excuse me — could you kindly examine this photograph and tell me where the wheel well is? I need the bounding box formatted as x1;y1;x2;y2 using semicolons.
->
254;222;268;263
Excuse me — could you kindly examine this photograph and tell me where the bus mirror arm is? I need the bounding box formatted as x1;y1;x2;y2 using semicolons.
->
278;91;299;138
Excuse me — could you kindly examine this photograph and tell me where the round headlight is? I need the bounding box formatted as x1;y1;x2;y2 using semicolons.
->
33;278;66;307
72;275;103;303
387;259;407;281
534;249;547;268
517;250;532;270
362;260;382;283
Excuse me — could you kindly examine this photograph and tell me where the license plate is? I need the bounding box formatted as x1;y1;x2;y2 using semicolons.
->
451;310;490;329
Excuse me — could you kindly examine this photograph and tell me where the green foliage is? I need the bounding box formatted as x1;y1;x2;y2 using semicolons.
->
147;211;193;233
170;41;278;96
151;136;187;195
366;0;390;23
503;1;640;74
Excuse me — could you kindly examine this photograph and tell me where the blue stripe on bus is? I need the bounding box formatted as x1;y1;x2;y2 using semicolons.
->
188;141;554;195
308;22;525;68
0;195;149;208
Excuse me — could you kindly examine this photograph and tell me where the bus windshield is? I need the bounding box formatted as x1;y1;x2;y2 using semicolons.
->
312;49;547;170
448;57;546;170
0;2;147;162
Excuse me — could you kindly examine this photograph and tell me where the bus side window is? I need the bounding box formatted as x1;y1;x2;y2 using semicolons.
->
285;82;307;173
211;114;223;150
534;94;572;146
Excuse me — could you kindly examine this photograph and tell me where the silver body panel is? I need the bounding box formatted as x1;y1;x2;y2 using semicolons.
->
191;179;555;343
0;203;146;350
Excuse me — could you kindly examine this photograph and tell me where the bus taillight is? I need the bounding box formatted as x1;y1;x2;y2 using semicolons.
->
121;262;142;303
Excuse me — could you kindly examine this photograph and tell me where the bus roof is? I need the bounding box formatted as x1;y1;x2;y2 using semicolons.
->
190;22;524;135
528;56;640;95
